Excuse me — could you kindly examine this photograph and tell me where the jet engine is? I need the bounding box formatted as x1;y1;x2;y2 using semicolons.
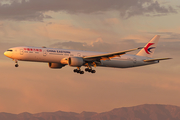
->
48;63;65;69
68;57;84;67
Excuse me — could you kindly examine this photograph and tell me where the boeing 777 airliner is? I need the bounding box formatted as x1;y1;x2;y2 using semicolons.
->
4;35;171;74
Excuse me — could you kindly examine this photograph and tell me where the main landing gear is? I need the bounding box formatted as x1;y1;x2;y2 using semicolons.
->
73;67;84;74
73;67;96;74
85;68;96;73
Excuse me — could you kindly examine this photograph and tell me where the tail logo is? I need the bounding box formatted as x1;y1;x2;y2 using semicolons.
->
144;43;155;54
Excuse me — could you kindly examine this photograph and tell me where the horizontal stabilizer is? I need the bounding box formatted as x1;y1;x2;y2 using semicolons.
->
143;58;172;62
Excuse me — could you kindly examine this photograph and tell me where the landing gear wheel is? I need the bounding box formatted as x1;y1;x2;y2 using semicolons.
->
77;70;81;73
74;67;84;74
74;69;78;72
80;71;84;74
15;64;19;67
85;67;96;73
85;68;89;72
91;70;96;73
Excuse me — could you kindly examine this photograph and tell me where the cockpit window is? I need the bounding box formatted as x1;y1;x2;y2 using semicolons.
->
7;49;13;52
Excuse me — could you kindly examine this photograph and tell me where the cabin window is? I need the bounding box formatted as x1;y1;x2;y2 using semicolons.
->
64;54;69;56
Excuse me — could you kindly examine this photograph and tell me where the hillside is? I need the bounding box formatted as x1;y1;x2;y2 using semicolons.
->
1;104;180;120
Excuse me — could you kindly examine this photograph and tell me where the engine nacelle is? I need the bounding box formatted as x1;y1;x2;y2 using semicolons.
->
68;57;84;67
48;63;65;69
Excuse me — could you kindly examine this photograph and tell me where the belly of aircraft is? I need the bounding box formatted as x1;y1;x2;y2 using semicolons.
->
100;59;135;68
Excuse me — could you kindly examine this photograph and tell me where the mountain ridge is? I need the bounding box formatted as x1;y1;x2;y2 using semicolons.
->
1;104;180;120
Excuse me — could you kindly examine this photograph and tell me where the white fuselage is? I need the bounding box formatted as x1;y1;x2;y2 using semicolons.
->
4;46;157;68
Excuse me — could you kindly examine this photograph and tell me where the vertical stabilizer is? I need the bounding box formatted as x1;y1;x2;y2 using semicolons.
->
136;35;160;58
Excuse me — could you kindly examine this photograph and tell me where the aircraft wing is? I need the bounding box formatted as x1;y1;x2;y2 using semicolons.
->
83;47;142;61
143;58;172;62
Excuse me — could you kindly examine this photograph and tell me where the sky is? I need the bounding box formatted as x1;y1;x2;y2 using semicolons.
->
0;0;180;114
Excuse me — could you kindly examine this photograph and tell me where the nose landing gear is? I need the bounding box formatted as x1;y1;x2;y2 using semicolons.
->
15;64;19;67
14;59;19;67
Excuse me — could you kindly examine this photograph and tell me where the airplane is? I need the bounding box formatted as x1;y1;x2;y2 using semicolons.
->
4;35;171;74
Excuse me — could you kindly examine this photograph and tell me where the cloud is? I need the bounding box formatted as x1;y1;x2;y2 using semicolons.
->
121;1;177;18
147;32;180;41
0;0;52;21
0;0;177;21
153;83;180;91
177;5;180;8
49;38;139;52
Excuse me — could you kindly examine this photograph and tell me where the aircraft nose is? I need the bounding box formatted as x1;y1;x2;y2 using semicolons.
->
4;51;7;56
4;51;12;58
